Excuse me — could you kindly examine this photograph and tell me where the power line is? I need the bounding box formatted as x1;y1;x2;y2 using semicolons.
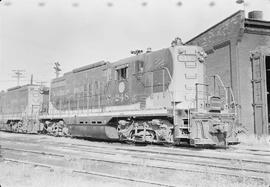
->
12;70;26;86
0;79;27;81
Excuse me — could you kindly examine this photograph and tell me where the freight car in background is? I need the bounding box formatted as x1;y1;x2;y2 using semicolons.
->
0;84;44;133
0;44;239;147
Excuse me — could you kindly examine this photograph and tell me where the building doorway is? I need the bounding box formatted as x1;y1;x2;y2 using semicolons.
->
251;51;269;136
265;56;270;133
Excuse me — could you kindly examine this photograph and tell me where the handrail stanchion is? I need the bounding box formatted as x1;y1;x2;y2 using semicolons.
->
195;83;198;111
161;67;176;139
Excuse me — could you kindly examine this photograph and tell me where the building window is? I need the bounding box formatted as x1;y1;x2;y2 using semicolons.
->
117;67;128;80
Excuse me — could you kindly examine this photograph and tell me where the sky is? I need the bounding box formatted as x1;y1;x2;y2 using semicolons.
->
0;0;270;90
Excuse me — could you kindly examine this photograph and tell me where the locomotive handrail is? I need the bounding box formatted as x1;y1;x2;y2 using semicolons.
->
228;86;237;116
161;66;177;132
195;83;209;111
131;67;171;76
213;74;228;109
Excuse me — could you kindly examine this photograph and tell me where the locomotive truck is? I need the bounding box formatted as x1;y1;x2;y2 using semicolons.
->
0;44;238;147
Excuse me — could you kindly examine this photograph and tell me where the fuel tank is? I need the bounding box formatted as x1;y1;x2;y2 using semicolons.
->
67;124;119;140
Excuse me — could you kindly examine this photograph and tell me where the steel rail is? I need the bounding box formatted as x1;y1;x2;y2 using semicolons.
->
55;144;270;171
0;136;269;165
3;158;174;187
55;142;270;165
1;146;268;182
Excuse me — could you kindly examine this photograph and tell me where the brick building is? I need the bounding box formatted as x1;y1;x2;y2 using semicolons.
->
186;10;270;135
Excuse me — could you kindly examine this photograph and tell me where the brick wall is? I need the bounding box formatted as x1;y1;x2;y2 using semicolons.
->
187;11;245;103
187;11;244;49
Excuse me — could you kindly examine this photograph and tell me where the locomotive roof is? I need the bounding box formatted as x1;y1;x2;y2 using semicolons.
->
7;84;39;92
112;48;169;68
52;48;171;81
72;60;109;73
52;61;109;83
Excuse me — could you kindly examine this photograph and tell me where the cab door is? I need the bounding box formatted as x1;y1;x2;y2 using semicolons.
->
250;51;268;135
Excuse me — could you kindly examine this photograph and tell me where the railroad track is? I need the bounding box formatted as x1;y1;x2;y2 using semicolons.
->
6;137;270;167
47;142;270;175
3;158;173;187
1;141;269;182
1;135;269;159
1;133;269;161
0;132;269;185
2;146;269;179
1;136;270;171
1;130;269;158
61;142;270;163
1;129;269;155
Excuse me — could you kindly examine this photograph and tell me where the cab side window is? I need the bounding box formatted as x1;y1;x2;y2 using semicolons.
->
136;61;144;73
117;67;128;80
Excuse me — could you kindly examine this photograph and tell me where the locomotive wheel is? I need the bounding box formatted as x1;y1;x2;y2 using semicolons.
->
129;129;156;143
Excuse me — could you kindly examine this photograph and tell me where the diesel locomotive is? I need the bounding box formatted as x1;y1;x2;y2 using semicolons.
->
0;44;238;147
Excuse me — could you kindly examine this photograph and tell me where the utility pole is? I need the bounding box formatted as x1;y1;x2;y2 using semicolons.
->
12;70;25;86
53;62;61;78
